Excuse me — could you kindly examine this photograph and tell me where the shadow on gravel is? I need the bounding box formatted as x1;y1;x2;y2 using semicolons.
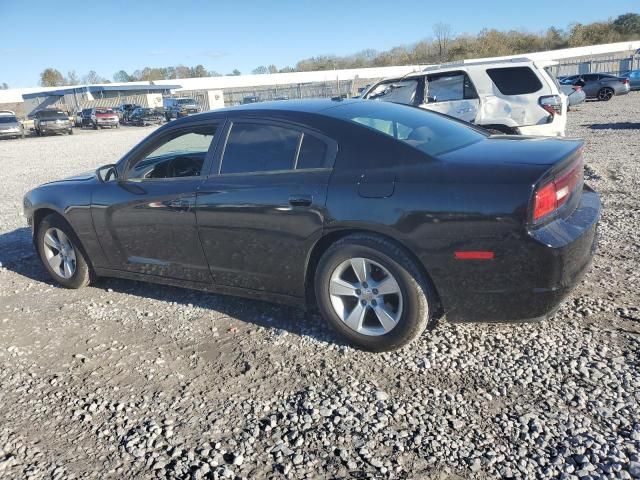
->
0;227;344;345
587;122;640;130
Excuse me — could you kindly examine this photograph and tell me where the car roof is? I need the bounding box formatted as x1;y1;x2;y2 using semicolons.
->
178;98;362;122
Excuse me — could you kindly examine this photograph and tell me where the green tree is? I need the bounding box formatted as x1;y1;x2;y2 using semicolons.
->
113;70;132;82
613;13;640;36
39;68;65;87
191;64;208;77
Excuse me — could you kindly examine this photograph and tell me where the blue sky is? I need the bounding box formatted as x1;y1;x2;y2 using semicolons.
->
0;0;637;88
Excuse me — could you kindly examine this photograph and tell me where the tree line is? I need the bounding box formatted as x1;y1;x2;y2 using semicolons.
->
33;12;640;88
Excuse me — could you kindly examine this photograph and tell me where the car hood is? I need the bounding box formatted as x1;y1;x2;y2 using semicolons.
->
43;170;97;185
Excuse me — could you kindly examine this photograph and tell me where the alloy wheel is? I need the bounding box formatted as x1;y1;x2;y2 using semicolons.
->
598;88;613;101
42;227;77;279
328;257;403;336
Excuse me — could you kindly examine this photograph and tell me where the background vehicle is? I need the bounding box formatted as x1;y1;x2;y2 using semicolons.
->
242;96;260;104
74;110;84;127
116;104;142;124
33;109;73;136
0;111;25;139
559;73;630;100
23;99;600;351
163;98;201;120
559;84;586;107
89;107;119;129
129;107;165;126
620;70;640;90
362;59;567;136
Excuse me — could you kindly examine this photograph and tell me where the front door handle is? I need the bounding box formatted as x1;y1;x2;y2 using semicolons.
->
166;199;190;211
288;194;312;207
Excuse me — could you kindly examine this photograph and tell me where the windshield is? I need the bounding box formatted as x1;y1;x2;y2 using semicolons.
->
0;116;18;124
177;99;196;104
40;110;67;118
326;101;486;157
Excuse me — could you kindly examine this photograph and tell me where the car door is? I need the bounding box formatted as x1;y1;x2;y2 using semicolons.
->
196;119;337;298
91;120;222;282
420;71;479;123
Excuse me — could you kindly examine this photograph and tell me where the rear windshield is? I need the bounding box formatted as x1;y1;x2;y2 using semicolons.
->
0;116;18;124
326;101;486;157
486;67;543;95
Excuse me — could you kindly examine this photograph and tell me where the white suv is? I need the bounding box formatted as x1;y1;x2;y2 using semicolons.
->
362;59;567;136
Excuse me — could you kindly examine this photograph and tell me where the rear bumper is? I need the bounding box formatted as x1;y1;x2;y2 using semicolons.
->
443;186;601;323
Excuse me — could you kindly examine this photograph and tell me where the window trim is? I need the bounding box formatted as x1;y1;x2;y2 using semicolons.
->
212;118;337;177
119;119;223;182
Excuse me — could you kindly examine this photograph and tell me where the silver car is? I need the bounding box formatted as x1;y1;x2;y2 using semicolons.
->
0;111;25;139
560;84;586;107
560;73;630;101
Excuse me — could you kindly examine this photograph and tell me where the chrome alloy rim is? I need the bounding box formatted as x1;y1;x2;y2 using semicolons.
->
598;89;613;100
42;228;76;279
329;257;403;336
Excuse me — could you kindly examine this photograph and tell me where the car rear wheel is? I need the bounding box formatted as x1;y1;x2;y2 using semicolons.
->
36;214;91;289
315;234;433;351
597;87;614;101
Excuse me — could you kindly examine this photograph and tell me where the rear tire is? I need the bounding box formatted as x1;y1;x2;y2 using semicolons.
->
36;214;92;289
314;234;433;352
597;87;614;101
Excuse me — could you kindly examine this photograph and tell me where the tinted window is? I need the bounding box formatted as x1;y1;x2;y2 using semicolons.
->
128;126;217;180
486;67;543;95
221;123;300;174
327;101;485;157
297;134;328;169
0;116;17;124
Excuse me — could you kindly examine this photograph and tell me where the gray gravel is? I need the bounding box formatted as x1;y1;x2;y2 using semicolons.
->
0;97;639;479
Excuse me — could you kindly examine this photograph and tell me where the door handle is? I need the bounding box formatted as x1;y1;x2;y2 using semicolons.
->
288;194;312;207
166;199;190;210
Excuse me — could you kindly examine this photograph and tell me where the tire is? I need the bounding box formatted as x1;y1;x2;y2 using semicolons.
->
93;123;98;130
36;214;92;289
69;129;73;135
597;88;614;101
115;123;119;128
314;234;433;352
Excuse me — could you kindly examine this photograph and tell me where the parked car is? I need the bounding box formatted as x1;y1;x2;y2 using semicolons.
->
242;96;260;104
620;70;640;90
73;110;84;127
115;104;141;124
362;59;567;136
559;84;586;107
0;110;25;139
33;109;73;136
23;99;600;351
129;107;165;126
163;98;201;120
559;73;630;101
87;107;119;129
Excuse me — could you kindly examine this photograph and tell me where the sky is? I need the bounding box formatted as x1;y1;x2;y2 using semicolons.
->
0;0;637;88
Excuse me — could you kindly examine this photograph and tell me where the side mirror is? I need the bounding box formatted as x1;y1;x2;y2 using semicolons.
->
96;164;118;183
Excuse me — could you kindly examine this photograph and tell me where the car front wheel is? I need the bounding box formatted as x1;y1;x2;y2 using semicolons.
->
36;214;91;289
597;87;614;101
315;234;433;351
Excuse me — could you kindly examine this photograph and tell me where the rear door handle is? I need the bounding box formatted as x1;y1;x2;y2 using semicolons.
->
288;194;312;207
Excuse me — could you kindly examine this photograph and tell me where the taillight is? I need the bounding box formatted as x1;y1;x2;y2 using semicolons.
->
572;86;582;92
539;95;562;116
532;154;584;221
622;78;630;85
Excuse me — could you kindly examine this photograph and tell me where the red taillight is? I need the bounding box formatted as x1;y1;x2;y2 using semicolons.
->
623;78;630;85
573;85;582;92
532;155;584;221
539;95;562;117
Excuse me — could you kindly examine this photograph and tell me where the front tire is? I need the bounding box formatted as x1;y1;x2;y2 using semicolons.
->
315;234;433;351
36;214;91;289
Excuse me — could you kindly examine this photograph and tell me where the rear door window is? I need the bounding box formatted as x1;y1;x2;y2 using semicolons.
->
220;123;300;174
486;66;543;95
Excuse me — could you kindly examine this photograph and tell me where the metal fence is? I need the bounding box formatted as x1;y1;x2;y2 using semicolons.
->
552;55;640;77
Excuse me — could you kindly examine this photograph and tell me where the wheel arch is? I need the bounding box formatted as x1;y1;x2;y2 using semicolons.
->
32;207;95;274
304;227;444;317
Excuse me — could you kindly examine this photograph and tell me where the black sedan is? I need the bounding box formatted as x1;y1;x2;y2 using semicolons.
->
23;100;600;351
129;107;165;126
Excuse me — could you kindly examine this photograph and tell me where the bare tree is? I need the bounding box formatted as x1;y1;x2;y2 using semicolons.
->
66;70;80;85
433;23;452;62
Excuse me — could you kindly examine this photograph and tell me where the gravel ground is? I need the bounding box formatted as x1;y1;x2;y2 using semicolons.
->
0;98;639;480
